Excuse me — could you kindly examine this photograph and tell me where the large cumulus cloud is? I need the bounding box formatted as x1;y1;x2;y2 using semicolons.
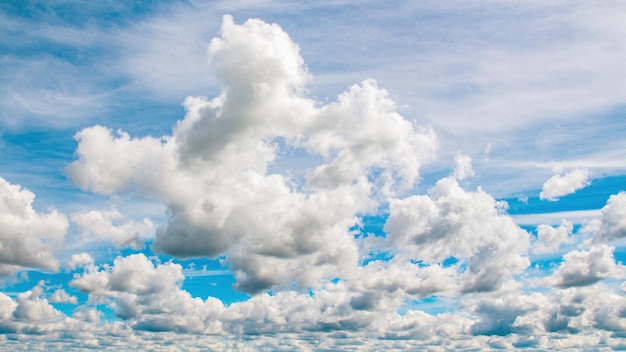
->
66;16;437;293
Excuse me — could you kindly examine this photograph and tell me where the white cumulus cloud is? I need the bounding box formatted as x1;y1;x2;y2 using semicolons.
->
66;253;95;271
66;16;437;294
0;176;68;277
384;173;530;293
71;208;153;249
591;191;626;243
539;169;590;201
542;245;623;288
532;220;573;254
49;288;78;304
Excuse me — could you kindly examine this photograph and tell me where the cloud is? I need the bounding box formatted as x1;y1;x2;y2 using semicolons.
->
542;245;622;288
49;289;78;304
384;173;530;292
4;259;626;350
349;259;458;299
464;283;626;339
67;252;469;338
0;281;115;337
70;208;153;249
12;283;64;324
452;153;475;181
467;291;550;336
591;191;626;243
66;16;437;294
512;209;600;226
539;169;590;201
0;176;68;276
2;3;626;349
532;220;573;254
71;253;184;296
66;253;95;271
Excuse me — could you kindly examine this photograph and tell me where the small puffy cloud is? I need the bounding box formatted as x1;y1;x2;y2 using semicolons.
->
49;289;78;304
71;253;184;295
66;253;94;271
70;208;153;249
532;220;573;254
539;169;590;201
453;153;475;181
543;245;622;288
0;176;68;276
72;307;101;323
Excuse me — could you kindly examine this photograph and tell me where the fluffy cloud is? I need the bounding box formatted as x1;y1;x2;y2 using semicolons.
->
3;3;626;349
467;291;551;336
591;191;626;243
0;176;68;277
532;220;573;254
4;254;626;350
66;16;437;294
0;282;79;335
71;253;184;295
70;254;226;334
452;153;475;181
465;284;626;338
48;288;78;304
70;208;153;249
539;169;590;201
66;252;94;271
542;245;622;288
68;253;469;338
384;168;530;292
0;282;122;340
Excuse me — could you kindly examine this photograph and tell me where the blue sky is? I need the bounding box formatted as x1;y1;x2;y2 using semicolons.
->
1;1;626;350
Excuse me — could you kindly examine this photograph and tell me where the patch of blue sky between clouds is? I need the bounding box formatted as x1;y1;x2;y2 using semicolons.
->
507;175;626;226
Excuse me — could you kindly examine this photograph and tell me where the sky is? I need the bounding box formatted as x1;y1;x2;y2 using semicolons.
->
1;0;626;350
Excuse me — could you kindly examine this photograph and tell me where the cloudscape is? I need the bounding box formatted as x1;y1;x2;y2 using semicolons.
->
1;1;626;350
